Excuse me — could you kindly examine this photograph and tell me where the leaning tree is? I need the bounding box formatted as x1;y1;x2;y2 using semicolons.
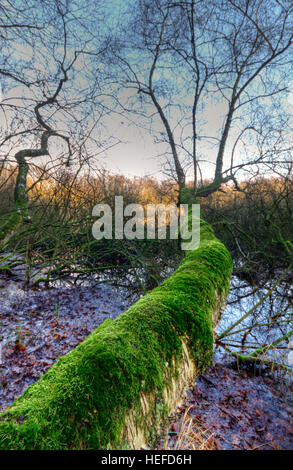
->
0;0;116;245
112;0;293;198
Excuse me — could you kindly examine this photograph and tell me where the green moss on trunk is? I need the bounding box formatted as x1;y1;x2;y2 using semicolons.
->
0;217;232;449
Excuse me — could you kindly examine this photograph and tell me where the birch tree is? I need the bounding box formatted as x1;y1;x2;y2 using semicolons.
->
0;0;112;244
115;0;293;197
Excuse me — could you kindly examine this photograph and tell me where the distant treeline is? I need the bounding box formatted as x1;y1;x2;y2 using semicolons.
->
0;166;292;282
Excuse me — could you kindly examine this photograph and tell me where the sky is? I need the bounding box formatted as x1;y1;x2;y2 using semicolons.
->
1;0;293;183
74;0;293;182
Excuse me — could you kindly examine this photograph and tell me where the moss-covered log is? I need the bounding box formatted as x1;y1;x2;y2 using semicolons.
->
0;219;232;449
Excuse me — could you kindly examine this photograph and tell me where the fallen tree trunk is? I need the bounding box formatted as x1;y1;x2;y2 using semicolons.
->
0;218;232;449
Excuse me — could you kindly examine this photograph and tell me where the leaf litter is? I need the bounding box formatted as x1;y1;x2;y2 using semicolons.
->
1;271;292;450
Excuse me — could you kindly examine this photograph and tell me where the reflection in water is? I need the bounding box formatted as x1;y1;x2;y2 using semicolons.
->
216;275;293;370
0;262;292;412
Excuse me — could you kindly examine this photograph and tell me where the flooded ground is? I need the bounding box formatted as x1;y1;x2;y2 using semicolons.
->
157;273;293;450
0;270;137;411
216;274;293;368
0;261;292;449
157;363;293;450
